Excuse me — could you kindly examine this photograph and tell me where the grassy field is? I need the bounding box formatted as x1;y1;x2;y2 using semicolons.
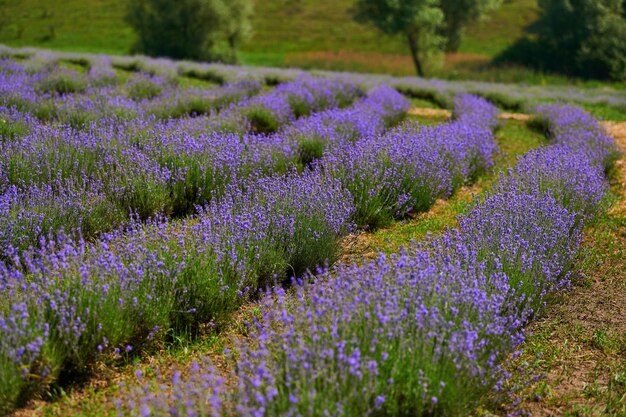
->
0;0;132;54
0;0;546;79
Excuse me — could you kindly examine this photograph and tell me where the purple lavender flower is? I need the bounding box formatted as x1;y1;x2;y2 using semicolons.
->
111;104;616;416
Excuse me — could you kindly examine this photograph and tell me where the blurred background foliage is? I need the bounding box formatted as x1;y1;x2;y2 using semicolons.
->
0;0;624;82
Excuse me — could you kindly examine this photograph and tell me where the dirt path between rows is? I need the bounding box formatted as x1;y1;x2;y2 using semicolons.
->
517;121;626;415
408;107;530;121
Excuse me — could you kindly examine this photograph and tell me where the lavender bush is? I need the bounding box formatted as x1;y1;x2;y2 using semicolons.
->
0;68;364;256
0;74;495;413
280;85;409;167
0;170;355;411
321;93;497;229
1;47;620;415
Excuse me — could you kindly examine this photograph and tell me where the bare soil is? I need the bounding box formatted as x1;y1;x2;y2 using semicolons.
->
408;107;451;118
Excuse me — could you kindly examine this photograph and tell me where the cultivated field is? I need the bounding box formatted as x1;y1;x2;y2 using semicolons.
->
0;48;624;416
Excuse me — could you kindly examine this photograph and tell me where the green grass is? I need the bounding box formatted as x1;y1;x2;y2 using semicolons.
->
0;0;579;82
3;0;625;85
176;75;220;90
406;114;449;125
408;97;440;109
0;0;133;54
576;102;626;122
461;0;539;56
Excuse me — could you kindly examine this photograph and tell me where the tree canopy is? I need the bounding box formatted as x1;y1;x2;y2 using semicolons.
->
352;0;501;76
352;0;444;76
497;0;626;80
439;0;502;52
125;0;253;62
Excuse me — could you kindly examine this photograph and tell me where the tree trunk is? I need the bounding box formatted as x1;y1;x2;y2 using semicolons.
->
440;6;463;53
444;25;462;53
228;33;237;53
406;31;424;77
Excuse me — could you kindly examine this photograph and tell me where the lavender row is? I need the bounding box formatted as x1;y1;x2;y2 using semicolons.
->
0;86;410;412
0;85;400;262
115;104;619;416
5;47;624;113
0;59;260;125
0;71;363;256
318;93;498;228
0;57;362;132
0;170;356;414
280;84;410;167
327;70;626;112
0;91;497;412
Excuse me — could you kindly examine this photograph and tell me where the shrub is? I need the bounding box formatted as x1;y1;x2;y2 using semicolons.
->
125;74;165;101
125;0;254;62
36;70;86;95
497;0;626;81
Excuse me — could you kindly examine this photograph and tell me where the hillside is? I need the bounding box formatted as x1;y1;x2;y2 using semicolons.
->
0;0;539;76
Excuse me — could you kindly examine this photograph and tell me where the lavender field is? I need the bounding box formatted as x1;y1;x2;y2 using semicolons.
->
0;49;623;416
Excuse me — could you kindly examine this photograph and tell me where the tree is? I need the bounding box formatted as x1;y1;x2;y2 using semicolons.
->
497;0;626;80
125;0;253;62
352;0;444;77
218;0;254;60
438;0;502;52
576;8;626;80
0;0;8;34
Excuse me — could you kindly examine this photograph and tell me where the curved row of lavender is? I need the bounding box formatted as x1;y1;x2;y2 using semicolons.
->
318;94;498;229
0;57;259;125
0;81;499;411
4;47;624;113
115;105;619;416
0;57;368;257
